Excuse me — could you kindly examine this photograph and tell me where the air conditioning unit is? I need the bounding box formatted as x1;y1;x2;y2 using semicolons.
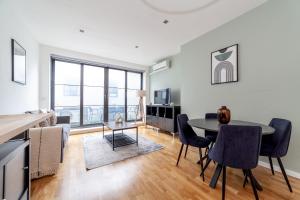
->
150;60;170;75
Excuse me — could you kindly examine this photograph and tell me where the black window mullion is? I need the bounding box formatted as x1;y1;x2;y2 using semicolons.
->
80;64;84;126
104;68;109;122
141;72;143;90
125;71;128;122
50;58;55;110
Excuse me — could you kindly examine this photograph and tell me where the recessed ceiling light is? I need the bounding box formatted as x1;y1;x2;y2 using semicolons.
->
79;29;85;33
163;19;169;24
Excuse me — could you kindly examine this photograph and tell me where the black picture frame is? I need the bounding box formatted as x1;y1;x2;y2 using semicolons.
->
11;39;26;85
211;44;238;85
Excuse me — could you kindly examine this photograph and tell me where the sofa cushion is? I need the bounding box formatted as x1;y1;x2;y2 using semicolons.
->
49;110;57;126
39;119;49;127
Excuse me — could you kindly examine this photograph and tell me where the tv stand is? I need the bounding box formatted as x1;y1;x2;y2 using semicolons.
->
146;105;181;134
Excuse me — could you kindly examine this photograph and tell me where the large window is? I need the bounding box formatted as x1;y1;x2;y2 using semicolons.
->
83;65;104;125
51;58;143;127
54;61;81;126
108;69;125;121
127;72;142;121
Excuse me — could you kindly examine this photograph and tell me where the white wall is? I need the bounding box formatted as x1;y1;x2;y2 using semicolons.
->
39;44;148;109
0;0;39;114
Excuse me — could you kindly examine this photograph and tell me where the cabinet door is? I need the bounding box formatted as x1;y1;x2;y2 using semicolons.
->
165;118;174;133
5;149;26;200
146;115;152;126
152;116;159;127
158;117;166;131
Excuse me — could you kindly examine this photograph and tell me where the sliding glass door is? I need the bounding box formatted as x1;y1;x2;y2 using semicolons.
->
108;69;125;121
54;61;81;126
83;65;105;125
127;72;142;121
52;58;143;127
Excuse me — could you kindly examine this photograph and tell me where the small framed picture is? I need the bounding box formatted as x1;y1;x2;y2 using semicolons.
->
11;39;26;85
211;44;238;85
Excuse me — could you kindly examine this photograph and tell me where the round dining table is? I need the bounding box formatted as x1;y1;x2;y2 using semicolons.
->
187;118;275;191
188;118;275;135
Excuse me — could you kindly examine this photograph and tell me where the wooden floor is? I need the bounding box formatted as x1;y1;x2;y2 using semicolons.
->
31;127;300;200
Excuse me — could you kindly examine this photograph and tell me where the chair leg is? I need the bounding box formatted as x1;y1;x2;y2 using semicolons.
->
248;170;259;200
184;145;189;158
210;142;214;149
269;156;275;175
209;164;223;188
277;157;293;192
176;144;184;166
200;158;211;177
222;166;226;200
205;147;209;155
243;169;248;188
199;148;205;181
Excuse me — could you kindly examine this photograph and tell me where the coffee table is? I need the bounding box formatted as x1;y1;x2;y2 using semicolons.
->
103;122;138;151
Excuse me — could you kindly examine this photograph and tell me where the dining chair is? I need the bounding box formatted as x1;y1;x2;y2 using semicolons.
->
204;113;218;148
176;114;211;181
260;118;293;192
208;125;262;200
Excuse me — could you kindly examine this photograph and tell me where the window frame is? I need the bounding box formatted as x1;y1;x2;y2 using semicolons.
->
50;56;143;127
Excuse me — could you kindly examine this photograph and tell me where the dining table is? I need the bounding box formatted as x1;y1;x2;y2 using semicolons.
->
187;118;275;191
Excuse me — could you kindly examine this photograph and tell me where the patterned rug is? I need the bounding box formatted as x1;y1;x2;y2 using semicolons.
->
83;132;163;170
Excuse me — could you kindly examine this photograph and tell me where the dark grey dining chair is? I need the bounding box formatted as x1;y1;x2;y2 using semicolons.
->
260;118;293;192
208;125;262;200
176;114;211;181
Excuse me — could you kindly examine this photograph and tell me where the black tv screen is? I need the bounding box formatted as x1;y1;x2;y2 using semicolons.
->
154;88;170;105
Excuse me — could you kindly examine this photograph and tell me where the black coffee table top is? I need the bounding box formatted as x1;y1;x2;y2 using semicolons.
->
188;119;275;135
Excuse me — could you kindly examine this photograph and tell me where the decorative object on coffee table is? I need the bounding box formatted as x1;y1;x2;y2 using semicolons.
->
11;39;26;85
211;44;238;84
114;112;123;123
217;106;231;124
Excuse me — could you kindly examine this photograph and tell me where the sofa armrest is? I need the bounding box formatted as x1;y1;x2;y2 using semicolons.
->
57;116;71;124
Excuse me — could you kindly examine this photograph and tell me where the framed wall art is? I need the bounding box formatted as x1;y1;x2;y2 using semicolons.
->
11;39;26;85
211;44;238;85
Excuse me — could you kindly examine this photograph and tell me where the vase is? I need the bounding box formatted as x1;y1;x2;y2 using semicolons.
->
217;106;231;124
115;113;123;123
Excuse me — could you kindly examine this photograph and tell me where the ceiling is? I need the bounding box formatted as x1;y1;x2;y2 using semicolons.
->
9;0;267;66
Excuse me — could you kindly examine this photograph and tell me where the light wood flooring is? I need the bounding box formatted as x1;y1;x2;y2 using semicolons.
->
31;127;300;200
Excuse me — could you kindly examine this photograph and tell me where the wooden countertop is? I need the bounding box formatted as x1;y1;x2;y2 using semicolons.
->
0;113;52;144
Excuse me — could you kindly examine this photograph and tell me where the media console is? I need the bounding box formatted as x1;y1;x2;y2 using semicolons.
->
146;105;181;134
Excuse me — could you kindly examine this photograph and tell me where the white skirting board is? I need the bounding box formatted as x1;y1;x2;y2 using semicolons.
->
258;161;300;179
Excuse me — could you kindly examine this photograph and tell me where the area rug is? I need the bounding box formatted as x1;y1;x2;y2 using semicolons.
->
83;132;163;170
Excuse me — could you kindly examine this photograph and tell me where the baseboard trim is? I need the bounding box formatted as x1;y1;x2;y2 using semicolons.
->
258;161;300;179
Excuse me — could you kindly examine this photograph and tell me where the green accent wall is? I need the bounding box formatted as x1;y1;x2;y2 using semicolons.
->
150;0;300;173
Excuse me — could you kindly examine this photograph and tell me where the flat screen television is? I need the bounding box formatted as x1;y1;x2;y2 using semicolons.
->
154;88;171;105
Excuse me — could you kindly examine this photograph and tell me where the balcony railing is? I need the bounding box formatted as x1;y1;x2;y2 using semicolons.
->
55;105;140;127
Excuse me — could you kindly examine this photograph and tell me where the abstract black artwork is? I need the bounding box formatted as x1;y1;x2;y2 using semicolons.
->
211;44;238;84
